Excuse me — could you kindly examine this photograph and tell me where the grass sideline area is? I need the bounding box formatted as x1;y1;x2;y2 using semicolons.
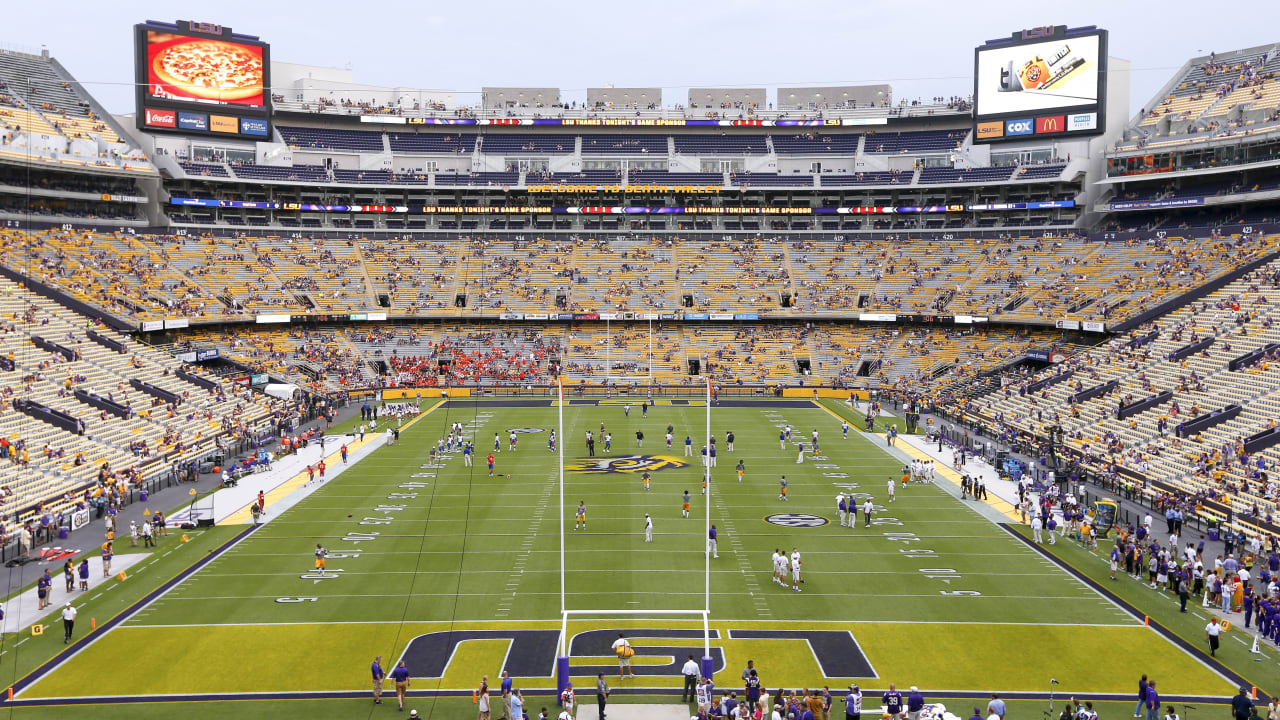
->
1;398;1245;717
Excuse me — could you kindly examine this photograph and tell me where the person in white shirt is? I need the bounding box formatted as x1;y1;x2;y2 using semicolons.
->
790;548;803;591
696;677;712;711
643;515;652;543
777;552;790;587
61;601;77;643
887;477;896;502
772;549;783;585
843;685;863;719
1031;515;1043;543
611;633;634;679
862;499;874;528
680;656;700;702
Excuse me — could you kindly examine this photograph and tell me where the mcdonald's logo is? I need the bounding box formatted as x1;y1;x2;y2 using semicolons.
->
1035;115;1065;134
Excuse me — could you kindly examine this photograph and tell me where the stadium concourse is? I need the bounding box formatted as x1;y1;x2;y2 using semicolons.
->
1;21;1280;720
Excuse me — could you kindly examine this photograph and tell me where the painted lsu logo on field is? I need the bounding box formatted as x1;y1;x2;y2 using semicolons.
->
566;455;689;475
765;513;829;528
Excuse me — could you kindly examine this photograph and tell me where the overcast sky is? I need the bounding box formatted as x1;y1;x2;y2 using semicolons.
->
5;0;1278;117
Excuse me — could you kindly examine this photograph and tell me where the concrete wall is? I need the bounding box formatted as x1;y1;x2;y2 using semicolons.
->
688;88;766;109
778;85;891;109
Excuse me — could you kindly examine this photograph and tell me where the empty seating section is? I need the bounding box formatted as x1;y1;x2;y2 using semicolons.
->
279;125;384;152
862;130;967;153
0;51;121;143
230;164;329;182
820;171;911;186
770;133;861;154
730;173;814;187
179;162;229;178
386;132;477;154
528;170;621;184
963;258;1280;527
580;134;669;155
0;275;280;534
919;166;1015;184
1014;164;1066;180
672;135;767;154
435;171;519;186
628;170;722;185
332;169;395;184
479;134;576;154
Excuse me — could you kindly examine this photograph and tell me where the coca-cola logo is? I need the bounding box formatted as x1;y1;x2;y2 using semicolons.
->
144;108;176;127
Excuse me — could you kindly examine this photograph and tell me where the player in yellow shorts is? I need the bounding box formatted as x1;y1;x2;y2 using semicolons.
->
314;544;327;575
575;500;587;531
642;471;651;491
736;459;745;482
682;490;691;519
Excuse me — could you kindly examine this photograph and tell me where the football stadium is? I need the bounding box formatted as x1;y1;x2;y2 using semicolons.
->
0;5;1278;719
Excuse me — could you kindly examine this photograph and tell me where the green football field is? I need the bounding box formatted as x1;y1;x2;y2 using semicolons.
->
3;397;1246;717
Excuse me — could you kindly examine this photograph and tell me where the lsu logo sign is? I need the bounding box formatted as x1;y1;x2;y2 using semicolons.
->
975;121;1004;140
1005;118;1034;136
566;455;688;475
1035;115;1065;134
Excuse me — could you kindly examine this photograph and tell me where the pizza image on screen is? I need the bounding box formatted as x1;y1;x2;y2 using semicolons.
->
147;32;264;105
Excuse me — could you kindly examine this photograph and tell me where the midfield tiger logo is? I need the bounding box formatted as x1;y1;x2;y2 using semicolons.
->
566;455;689;475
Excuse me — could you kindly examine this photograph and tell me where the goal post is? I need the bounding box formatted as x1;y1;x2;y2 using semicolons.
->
553;378;716;702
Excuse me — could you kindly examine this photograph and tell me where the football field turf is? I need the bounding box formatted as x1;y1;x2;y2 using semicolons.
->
9;398;1241;716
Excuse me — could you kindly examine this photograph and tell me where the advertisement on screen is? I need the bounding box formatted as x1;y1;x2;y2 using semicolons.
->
134;20;271;139
144;30;265;107
972;27;1107;143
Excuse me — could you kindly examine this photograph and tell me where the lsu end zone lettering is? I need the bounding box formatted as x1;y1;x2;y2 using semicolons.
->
396;627;876;680
565;455;688;475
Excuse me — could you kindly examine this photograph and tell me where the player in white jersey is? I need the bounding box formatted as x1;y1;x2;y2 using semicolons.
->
771;549;784;585
887;477;897;501
643;514;653;542
776;551;789;587
509;431;517;452
842;421;849;439
790;548;803;591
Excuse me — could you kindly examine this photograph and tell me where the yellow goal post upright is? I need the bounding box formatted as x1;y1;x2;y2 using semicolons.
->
554;379;715;702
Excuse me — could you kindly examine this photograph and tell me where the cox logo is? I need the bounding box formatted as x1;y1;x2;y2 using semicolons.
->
1005;118;1034;136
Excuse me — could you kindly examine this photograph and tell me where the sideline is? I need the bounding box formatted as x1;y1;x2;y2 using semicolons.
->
4;525;260;702
218;400;446;525
1002;524;1270;702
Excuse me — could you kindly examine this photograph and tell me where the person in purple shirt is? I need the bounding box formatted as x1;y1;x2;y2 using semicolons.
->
907;687;925;720
883;685;904;717
501;670;513;720
1145;680;1160;720
371;656;384;705
389;660;410;711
